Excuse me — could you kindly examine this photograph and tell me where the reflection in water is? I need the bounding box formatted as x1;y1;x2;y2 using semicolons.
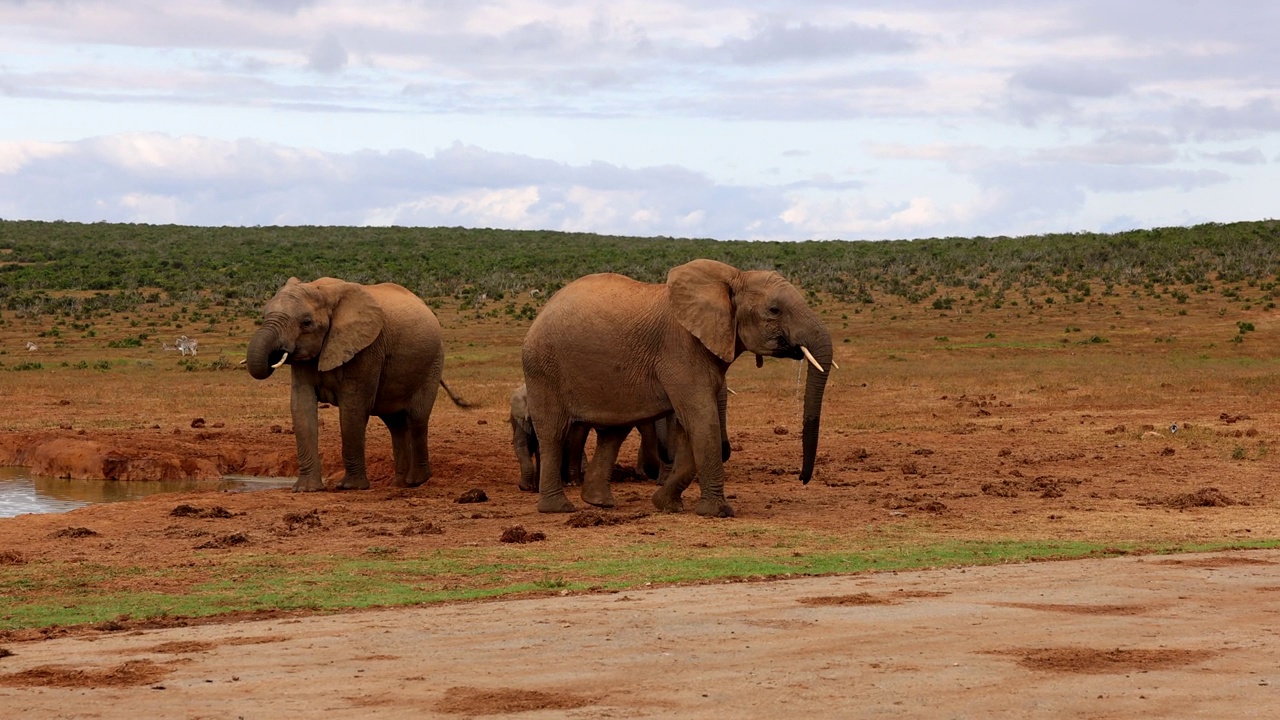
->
0;467;293;518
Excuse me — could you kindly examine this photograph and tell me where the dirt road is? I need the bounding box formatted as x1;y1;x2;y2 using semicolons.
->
3;549;1278;718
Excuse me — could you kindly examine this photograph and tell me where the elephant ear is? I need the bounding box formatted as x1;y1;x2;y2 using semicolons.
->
317;280;385;372
510;384;533;428
667;259;738;363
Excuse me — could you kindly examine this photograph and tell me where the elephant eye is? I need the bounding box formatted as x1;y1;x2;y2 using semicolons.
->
767;304;781;316
301;317;315;329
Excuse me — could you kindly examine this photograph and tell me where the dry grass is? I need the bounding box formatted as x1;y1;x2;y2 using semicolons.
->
0;285;1273;434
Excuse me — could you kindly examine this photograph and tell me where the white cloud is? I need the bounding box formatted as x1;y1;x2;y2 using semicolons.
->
780;193;976;240
0;134;792;237
369;187;544;227
1;2;1279;239
0;141;72;174
117;192;185;224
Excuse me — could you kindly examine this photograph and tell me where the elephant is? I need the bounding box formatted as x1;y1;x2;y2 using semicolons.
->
557;386;735;495
510;383;668;492
521;259;831;517
245;277;467;492
510;382;588;491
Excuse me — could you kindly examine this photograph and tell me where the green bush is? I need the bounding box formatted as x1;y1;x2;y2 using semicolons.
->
1;219;1278;309
107;335;143;348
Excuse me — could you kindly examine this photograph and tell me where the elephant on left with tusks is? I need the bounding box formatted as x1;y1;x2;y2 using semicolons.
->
245;277;468;492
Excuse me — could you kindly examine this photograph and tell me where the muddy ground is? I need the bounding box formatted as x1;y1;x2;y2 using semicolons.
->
0;291;1277;716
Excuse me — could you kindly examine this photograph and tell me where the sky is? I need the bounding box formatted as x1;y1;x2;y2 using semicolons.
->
1;0;1278;241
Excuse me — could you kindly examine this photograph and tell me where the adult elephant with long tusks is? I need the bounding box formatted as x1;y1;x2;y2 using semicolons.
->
245;277;466;492
521;259;832;518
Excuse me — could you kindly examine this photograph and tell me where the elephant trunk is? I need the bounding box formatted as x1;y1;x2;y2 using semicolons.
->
246;316;288;380
797;331;832;485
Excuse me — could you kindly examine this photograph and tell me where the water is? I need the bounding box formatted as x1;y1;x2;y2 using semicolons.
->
0;467;294;518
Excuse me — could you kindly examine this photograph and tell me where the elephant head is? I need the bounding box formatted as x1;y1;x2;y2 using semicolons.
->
246;277;385;380
667;259;832;484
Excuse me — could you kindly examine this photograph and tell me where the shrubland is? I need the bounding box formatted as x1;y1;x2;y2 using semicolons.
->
1;219;1276;318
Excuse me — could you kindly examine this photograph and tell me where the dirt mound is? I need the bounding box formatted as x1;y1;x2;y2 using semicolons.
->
1165;487;1235;509
995;603;1151;615
799;592;895;606
435;686;592;715
456;488;489;503
798;589;948;606
194;532;249;549
499;526;545;543
49;526;97;538
565;510;646;527
0;660;170;688
169;504;235;518
995;647;1218;674
143;641;216;654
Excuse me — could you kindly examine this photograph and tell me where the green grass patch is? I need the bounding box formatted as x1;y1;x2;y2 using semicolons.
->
3;538;1279;631
934;341;1071;351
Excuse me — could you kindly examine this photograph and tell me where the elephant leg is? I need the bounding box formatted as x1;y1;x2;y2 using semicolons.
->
384;412;411;486
636;422;662;480
656;457;673;486
678;401;733;518
582;425;628;508
514;421;539;492
533;442;542;494
535;417;575;513
652;420;695;512
333;402;372;490
717;384;732;462
290;381;324;492
563;423;590;487
402;390;435;487
653;416;673;465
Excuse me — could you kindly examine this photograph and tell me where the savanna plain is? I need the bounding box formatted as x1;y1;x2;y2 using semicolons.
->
0;222;1278;717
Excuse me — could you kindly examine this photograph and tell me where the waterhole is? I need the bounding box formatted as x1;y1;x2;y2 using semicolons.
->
0;467;292;518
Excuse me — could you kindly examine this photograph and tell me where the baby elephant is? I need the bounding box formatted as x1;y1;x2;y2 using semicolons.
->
510;384;665;493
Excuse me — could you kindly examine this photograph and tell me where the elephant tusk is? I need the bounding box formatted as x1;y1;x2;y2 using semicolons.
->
726;387;738;395
800;345;825;374
830;360;840;370
238;359;246;365
271;351;289;369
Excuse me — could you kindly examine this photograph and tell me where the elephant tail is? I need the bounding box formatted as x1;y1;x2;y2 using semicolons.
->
439;379;474;408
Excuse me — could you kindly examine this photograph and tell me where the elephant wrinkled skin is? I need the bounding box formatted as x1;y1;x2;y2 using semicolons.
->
521;259;831;517
245;277;463;492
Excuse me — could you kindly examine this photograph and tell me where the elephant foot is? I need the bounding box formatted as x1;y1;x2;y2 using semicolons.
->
582;487;617;509
537;493;576;513
333;474;371;491
518;479;538;493
696;497;735;518
292;477;325;493
394;470;431;488
651;488;684;513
